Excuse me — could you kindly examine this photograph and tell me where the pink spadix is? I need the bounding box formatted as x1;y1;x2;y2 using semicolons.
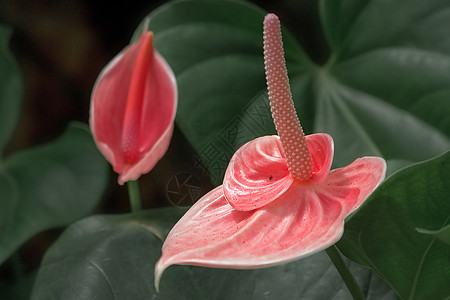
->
90;24;177;184
154;14;386;291
263;13;313;181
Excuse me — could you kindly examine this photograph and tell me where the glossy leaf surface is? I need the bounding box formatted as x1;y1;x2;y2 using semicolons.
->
0;123;108;263
133;1;308;185
339;151;450;299
31;208;396;300
140;0;450;182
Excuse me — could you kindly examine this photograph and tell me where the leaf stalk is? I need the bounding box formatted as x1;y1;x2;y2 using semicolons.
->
326;245;366;300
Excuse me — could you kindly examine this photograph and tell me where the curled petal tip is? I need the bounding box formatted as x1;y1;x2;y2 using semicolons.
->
224;134;334;210
309;133;334;183
224;136;293;211
154;262;164;293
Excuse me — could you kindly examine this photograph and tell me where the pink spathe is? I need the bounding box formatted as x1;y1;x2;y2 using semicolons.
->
90;25;177;184
154;13;386;291
155;134;385;289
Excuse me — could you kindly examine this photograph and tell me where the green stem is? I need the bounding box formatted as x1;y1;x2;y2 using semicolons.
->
127;180;142;212
326;245;366;300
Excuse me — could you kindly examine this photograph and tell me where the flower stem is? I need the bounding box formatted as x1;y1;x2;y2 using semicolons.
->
127;180;142;212
326;245;366;300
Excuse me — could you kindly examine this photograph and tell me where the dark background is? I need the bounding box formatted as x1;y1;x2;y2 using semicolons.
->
0;0;327;281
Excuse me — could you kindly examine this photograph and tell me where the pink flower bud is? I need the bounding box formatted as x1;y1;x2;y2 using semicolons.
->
90;26;177;184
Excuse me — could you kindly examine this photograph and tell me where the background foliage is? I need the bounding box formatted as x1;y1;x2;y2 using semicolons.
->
1;0;449;299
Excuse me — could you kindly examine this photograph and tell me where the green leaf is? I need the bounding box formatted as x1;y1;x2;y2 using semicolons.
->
338;151;450;300
416;224;450;246
0;122;109;264
134;0;310;184
31;208;396;300
141;0;450;183
319;0;450;167
147;0;269;150
0;25;23;155
0;272;36;300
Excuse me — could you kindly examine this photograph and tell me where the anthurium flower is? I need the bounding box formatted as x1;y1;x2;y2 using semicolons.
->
90;22;177;184
154;14;386;290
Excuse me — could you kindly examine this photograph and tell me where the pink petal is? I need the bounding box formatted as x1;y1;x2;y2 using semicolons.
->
90;29;177;184
223;134;333;210
118;122;174;184
155;183;348;289
155;152;386;289
223;136;293;211
308;133;334;183
321;157;387;214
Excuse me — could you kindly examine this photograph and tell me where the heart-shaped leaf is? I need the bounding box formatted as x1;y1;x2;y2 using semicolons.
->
138;0;449;183
0;25;22;154
0;122;109;263
339;151;450;300
31;207;396;300
319;0;450;168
